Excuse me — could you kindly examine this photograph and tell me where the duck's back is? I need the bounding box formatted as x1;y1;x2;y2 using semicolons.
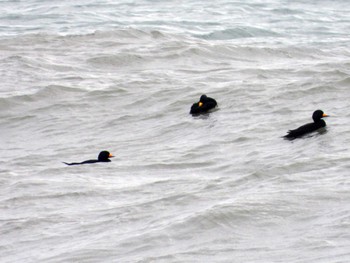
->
285;120;326;138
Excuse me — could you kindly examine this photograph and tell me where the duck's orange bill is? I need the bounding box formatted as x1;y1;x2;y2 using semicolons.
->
199;102;203;107
322;114;329;117
109;153;114;158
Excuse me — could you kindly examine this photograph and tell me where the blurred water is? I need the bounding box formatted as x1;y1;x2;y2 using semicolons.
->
1;0;350;262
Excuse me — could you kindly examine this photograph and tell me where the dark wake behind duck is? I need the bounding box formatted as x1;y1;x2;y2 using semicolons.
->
284;110;329;139
63;151;113;165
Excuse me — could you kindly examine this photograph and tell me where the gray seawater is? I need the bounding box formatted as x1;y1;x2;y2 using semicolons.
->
1;0;350;262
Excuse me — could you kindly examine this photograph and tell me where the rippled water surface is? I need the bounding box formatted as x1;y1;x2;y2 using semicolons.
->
1;0;350;262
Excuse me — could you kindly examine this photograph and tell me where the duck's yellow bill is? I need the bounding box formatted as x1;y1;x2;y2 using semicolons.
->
322;114;329;117
199;102;203;107
109;153;114;158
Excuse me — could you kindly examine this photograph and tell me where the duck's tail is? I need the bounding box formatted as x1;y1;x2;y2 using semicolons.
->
63;162;80;166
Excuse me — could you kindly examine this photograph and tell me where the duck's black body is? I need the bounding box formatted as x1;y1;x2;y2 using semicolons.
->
190;94;217;115
63;151;113;166
284;110;328;139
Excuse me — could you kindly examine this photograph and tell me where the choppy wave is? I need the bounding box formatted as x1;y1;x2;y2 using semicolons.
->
1;0;350;262
196;27;280;40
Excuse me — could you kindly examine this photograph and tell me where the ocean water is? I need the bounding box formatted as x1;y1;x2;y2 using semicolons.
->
1;0;350;262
